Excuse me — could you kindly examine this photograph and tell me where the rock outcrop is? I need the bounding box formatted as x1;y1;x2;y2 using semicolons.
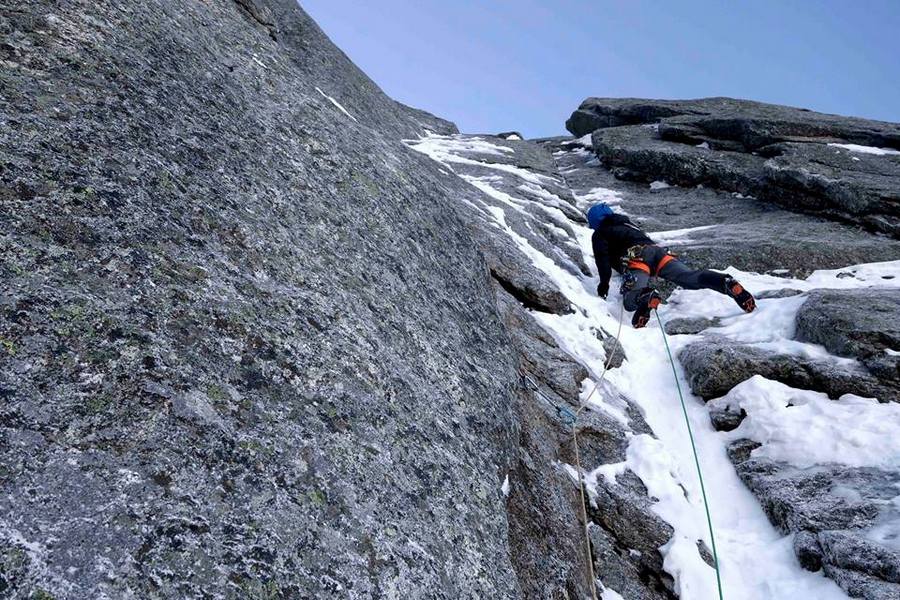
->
567;97;900;237
731;457;900;600
567;97;900;149
546;138;900;279
796;289;900;383
679;340;899;403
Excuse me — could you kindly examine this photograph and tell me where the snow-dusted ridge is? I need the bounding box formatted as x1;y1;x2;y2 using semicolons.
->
408;133;900;599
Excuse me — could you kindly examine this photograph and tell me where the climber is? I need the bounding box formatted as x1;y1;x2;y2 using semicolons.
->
587;202;756;328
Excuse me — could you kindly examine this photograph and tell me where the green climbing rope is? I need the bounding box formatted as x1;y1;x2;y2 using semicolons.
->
655;310;725;600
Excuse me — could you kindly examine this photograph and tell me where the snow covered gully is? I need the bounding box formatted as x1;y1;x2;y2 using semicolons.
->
411;133;900;600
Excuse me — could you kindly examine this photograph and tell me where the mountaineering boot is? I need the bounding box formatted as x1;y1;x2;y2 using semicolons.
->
632;288;662;329
724;276;756;313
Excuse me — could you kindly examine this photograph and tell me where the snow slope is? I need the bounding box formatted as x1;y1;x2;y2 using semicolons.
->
411;134;900;599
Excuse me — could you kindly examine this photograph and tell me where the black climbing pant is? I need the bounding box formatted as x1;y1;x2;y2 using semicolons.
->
622;245;730;311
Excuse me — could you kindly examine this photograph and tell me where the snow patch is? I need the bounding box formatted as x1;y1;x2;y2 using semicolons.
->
314;87;358;122
828;143;900;156
408;134;557;186
650;180;672;190
576;186;625;212
601;586;626;600
577;133;594;147
649;224;717;244
717;376;900;469
805;260;900;288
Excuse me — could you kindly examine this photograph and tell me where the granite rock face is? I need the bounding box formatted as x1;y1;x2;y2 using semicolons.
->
4;2;900;597
731;455;900;599
796;289;900;384
1;3;683;598
567;97;900;236
1;2;524;598
679;340;899;403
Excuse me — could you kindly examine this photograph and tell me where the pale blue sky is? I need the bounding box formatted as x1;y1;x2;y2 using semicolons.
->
302;0;900;138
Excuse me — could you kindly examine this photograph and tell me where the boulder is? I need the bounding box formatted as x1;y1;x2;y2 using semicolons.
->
796;289;900;387
663;317;722;335
678;340;898;402
567;97;900;151
572;98;900;237
707;403;744;432
731;448;900;599
587;471;678;599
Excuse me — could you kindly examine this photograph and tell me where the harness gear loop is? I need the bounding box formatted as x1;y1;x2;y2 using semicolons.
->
624;245;645;261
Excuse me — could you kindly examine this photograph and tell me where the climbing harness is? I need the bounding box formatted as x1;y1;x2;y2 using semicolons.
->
655;310;725;600
656;252;676;275
622;244;651;275
623;245;678;277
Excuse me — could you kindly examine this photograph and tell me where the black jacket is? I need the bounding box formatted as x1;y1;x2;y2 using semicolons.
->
592;214;655;290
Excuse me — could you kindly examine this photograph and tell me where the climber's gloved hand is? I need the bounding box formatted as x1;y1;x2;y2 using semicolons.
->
597;281;609;299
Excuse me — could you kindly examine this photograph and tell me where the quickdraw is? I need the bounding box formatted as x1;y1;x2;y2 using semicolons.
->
521;374;578;426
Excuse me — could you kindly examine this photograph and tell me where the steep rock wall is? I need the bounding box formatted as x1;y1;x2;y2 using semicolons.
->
0;2;518;598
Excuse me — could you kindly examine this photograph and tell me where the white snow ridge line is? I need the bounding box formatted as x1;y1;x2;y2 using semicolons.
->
315;87;358;122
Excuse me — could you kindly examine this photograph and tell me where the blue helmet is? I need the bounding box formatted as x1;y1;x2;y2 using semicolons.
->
587;203;614;229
